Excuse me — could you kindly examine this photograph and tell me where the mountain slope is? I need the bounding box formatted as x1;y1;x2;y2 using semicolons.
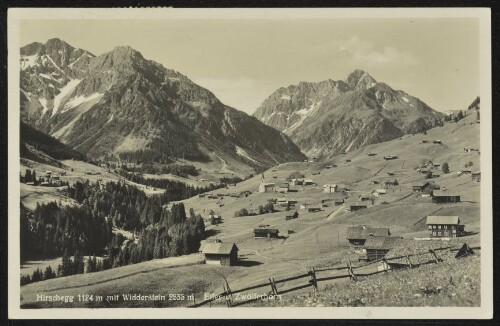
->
20;39;305;170
253;70;444;159
20;122;87;166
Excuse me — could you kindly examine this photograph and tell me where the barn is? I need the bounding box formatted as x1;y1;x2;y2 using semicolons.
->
432;191;461;203
412;182;430;192
360;236;403;261
426;215;464;238
307;206;321;213
372;189;387;196
259;183;276;193
277;183;290;193
201;241;239;266
323;184;338;193
346;226;391;247
254;228;279;238
285;211;299;220
350;202;368;212
359;194;371;201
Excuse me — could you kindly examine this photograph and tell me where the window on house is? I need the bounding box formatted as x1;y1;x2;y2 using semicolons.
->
444;225;448;229
432;231;436;236
438;231;441;236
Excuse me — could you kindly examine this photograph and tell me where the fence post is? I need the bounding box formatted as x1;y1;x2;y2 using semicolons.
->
429;249;439;263
405;255;413;268
269;277;278;295
346;260;356;281
309;267;318;291
223;283;232;307
382;258;388;273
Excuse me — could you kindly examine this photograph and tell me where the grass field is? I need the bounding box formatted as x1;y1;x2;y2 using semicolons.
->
19;114;482;307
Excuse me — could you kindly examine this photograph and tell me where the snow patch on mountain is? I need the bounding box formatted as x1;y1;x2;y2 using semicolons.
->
52;79;81;116
402;96;409;103
281;94;291;100
39;98;49;116
45;55;65;73
284;101;321;133
235;145;259;163
20;55;39;70
63;92;103;112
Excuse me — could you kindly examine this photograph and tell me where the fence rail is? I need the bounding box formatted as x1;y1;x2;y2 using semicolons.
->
188;244;472;308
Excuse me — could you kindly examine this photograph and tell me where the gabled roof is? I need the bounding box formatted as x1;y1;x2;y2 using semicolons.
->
278;183;290;188
433;191;460;197
201;242;238;255
260;183;275;186
426;215;460;225
374;188;387;193
347;226;390;239
350;201;368;207
254;228;279;233
364;236;403;250
286;211;298;217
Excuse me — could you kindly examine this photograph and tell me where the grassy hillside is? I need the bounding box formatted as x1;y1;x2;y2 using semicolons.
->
259;254;480;307
19;114;481;307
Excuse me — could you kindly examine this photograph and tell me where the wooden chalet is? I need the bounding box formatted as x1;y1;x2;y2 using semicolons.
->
432;191;461;204
359;194;371;201
259;183;276;193
285;211;299;220
277;183;290;193
412;182;430;192
253;228;279;238
334;199;345;206
323;184;338;193
201;241;238;266
349;202;368;212
307;206;322;213
360;236;403;261
346;226;391;247
426;215;464;238
372;188;387;196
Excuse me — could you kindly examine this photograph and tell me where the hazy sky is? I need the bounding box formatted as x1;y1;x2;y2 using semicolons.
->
21;18;479;114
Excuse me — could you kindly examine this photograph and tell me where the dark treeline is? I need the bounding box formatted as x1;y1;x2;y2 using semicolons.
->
219;176;244;184
20;202;113;260
117;170;226;200
64;180;164;230
468;96;480;110
21;178;207;285
20;122;87;161
110;205;205;267
121;163;199;178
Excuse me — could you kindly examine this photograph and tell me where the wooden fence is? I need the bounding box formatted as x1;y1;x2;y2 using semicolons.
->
188;244;476;308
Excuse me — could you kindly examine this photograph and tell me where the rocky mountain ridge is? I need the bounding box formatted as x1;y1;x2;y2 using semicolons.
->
253;70;444;159
20;39;305;171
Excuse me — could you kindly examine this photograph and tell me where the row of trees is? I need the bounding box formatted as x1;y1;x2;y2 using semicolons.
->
120;162;200;177
21;202;113;260
234;202;274;217
117;170;226;202
20;250;113;286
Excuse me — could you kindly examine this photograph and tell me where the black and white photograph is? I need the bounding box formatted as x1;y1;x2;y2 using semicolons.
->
7;7;493;319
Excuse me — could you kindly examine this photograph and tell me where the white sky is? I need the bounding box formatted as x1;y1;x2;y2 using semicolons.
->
21;18;479;114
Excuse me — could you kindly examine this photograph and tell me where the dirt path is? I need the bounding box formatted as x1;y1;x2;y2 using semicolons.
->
327;206;346;221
